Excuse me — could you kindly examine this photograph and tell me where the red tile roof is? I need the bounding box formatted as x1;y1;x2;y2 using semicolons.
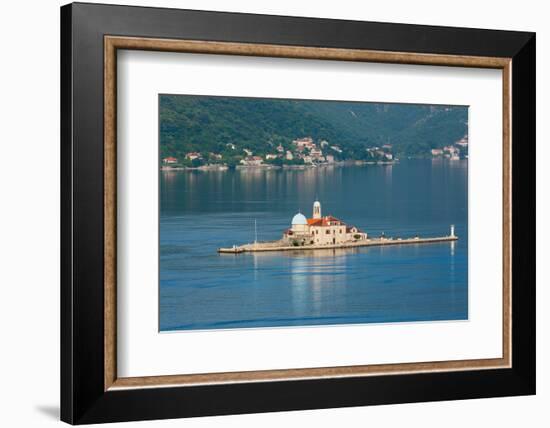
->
307;216;345;227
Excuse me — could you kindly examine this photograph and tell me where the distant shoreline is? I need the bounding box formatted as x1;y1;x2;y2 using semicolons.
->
160;160;400;171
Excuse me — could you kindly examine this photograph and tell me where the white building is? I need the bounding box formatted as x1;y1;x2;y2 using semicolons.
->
310;147;324;159
185;152;201;160
455;136;468;147
283;201;368;246
240;156;263;166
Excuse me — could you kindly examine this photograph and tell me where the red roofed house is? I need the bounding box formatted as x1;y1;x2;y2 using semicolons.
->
162;156;178;164
293;137;315;152
185;152;201;160
283;200;367;246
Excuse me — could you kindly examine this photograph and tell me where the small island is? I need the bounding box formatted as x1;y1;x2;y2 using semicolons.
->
218;200;457;253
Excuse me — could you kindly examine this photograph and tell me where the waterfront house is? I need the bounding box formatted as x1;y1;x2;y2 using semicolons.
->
162;156;178;164
310;147;324;159
443;145;459;155
240;156;263;166
185;152;201;160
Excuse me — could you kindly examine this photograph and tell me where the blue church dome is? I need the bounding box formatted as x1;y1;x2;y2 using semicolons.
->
291;213;308;225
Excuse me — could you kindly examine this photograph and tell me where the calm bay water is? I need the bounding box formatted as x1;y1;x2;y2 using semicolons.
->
160;159;468;331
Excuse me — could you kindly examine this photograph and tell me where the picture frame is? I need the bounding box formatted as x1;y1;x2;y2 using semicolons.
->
61;2;535;424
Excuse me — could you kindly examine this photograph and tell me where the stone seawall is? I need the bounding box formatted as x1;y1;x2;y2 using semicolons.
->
218;235;458;254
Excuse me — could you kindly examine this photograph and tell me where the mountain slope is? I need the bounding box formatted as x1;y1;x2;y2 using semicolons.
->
159;95;467;159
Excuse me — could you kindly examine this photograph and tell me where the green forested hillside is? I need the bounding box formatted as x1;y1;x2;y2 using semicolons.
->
159;95;467;162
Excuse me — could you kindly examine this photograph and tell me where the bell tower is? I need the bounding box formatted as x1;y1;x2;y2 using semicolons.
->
313;200;321;219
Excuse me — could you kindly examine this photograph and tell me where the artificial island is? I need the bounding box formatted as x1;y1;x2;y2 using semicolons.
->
218;200;458;254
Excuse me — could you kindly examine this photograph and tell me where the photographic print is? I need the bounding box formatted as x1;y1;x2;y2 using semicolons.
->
62;7;534;421
159;95;468;332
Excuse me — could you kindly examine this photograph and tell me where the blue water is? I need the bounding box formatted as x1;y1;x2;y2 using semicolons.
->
160;159;468;331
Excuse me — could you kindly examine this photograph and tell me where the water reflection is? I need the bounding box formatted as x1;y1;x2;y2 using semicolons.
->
288;251;347;318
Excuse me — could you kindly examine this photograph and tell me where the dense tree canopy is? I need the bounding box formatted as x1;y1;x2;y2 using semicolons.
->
160;95;467;161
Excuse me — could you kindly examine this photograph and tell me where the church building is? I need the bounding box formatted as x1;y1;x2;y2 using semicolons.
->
283;201;367;246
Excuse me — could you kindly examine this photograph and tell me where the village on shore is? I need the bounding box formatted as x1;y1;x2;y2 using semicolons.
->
430;135;469;161
161;135;468;171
